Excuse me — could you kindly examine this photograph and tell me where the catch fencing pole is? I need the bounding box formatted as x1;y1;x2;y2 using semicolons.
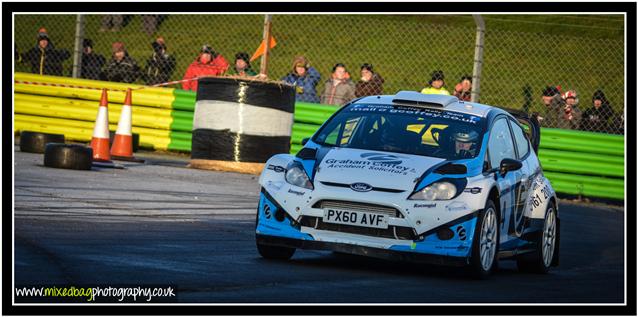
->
471;14;485;103
71;14;85;78
259;14;273;77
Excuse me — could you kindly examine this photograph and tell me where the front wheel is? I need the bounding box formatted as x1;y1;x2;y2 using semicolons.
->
256;241;295;260
516;201;557;273
469;199;499;279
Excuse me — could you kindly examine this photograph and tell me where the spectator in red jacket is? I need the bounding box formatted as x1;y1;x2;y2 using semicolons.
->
181;45;229;91
453;75;472;101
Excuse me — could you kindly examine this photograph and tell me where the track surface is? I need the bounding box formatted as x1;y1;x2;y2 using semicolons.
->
13;147;625;303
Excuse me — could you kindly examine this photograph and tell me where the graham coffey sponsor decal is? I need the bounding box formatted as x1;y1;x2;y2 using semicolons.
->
348;104;481;125
287;189;305;196
413;203;436;208
324;152;417;175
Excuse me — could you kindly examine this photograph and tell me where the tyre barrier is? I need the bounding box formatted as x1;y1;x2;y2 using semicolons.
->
19;131;65;153
189;77;295;174
43;143;93;170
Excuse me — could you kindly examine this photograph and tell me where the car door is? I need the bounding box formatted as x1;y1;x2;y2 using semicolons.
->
486;116;519;245
507;118;533;238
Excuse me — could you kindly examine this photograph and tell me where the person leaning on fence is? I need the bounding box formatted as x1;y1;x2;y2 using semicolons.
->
232;52;257;77
421;70;450;95
76;38;106;80
555;90;582;130
143;36;176;85
281;56;321;103
320;63;356;107
21;27;70;76
355;63;384;97
580;89;615;133
537;85;564;128
181;45;230;91
453;75;472;101
102;41;140;83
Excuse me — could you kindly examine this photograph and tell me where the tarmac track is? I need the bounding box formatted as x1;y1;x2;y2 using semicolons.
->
13;147;625;303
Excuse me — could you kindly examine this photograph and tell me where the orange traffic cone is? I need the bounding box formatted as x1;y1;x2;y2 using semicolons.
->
90;89;112;162
111;88;134;159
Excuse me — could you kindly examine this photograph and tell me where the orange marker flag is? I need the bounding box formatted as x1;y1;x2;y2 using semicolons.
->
250;35;277;62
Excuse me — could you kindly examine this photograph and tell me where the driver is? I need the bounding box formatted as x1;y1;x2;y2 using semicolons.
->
452;129;479;158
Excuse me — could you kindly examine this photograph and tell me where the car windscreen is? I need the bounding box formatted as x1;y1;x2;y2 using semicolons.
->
312;103;486;160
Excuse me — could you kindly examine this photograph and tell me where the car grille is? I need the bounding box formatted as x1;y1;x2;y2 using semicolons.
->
312;200;403;218
299;216;417;240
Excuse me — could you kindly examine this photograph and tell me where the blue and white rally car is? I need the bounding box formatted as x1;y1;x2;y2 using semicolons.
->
256;91;559;277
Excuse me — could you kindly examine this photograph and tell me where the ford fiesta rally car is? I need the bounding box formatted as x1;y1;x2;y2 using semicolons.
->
256;91;560;277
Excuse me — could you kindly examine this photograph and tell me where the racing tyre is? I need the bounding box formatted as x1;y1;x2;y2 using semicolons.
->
43;143;93;170
516;201;557;274
469;199;499;279
20;131;65;153
256;242;295;260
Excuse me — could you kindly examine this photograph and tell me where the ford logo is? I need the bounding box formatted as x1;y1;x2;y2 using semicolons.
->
350;182;373;192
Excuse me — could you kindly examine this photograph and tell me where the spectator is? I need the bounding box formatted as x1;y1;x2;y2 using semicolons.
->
581;90;615;133
141;15;160;36
78;38;106;80
21;27;70;76
555;90;582;130
100;15;124;32
102;41;140;83
453;75;472;101
181;45;230;91
421;70;450;95
538;85;564;128
143;36;176;85
320;63;356;106
355;63;384;97
232;52;257;77
611;112;624;134
281;56;321;103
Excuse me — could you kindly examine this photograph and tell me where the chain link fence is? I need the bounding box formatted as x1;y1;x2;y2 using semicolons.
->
13;13;625;134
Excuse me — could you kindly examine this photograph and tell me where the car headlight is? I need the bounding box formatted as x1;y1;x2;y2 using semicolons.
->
408;178;467;200
285;162;314;190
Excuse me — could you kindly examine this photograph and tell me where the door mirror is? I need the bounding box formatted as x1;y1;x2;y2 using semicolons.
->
301;137;310;146
499;158;522;176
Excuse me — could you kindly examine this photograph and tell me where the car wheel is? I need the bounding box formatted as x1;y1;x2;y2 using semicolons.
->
469;199;499;279
256;242;295;260
516;201;557;274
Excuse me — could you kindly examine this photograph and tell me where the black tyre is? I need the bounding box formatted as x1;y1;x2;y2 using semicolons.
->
109;131;140;152
256;242;296;260
469;199;500;279
20;131;65;153
516;201;558;274
43;143;93;170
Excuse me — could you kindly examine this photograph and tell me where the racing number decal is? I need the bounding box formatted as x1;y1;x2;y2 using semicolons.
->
508;180;530;237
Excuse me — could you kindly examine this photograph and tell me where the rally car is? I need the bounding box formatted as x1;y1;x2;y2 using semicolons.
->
255;91;559;278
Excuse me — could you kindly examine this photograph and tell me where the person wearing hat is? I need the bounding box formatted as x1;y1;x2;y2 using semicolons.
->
76;38;106;80
143;36;176;85
21;27;70;76
538;85;564;128
453;75;472;101
355;63;385;97
421;70;450;95
555;90;582;130
181;44;229;91
281;56;321;103
232;52;257;77
102;41;140;83
320;63;356;106
581;89;615;133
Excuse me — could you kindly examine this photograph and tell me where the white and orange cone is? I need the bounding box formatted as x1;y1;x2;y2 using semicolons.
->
90;89;112;162
111;88;134;158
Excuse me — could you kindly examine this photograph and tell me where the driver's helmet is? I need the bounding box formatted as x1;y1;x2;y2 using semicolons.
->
452;129;479;158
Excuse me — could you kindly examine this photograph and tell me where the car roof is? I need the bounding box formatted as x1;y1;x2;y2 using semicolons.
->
353;91;504;118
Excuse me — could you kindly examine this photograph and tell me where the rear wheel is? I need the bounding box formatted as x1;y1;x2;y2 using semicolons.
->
469;199;499;279
517;202;557;273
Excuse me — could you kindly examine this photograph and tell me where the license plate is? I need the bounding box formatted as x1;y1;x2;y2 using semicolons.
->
322;208;389;229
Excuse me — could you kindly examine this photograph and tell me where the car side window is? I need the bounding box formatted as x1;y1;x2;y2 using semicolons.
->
488;118;516;169
509;119;530;159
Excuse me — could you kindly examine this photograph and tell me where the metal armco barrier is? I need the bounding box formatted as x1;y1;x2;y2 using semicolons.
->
13;73;624;200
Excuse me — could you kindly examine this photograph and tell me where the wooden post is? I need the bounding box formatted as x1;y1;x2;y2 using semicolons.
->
259;15;273;77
